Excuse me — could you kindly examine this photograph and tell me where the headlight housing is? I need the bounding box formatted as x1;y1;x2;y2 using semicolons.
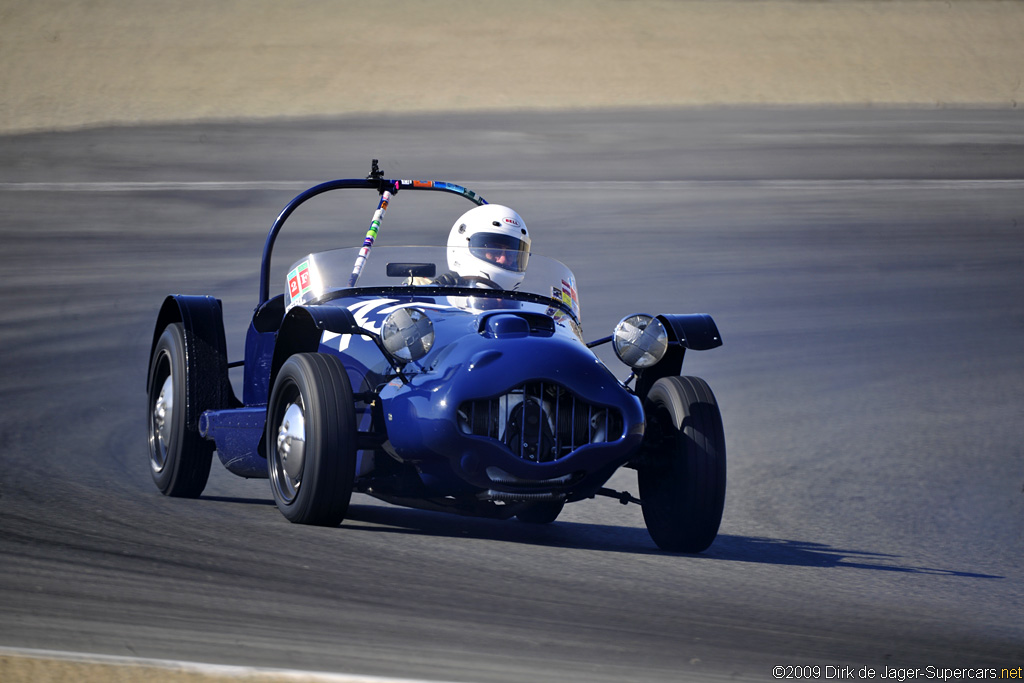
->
613;314;668;369
381;308;435;363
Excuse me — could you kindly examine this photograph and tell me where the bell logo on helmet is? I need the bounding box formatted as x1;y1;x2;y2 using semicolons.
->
503;217;521;228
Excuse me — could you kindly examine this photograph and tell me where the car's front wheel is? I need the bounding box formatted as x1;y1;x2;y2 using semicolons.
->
266;353;356;526
637;376;726;552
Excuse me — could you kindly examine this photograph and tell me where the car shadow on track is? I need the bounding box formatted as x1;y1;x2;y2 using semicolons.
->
704;536;1003;578
200;496;1001;578
201;495;277;506
341;504;1002;578
342;502;664;552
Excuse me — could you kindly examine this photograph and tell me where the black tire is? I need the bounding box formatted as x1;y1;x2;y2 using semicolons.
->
637;376;726;553
515;500;565;524
266;353;356;526
147;323;214;497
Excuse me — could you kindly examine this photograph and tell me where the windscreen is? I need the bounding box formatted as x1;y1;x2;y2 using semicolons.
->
284;246;580;322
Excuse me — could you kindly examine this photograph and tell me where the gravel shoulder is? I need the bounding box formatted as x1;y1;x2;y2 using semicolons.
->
2;0;1023;133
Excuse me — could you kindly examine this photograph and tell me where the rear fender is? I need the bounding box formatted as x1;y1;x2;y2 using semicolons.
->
148;294;235;413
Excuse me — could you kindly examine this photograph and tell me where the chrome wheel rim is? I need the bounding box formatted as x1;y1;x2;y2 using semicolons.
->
271;394;305;504
150;356;173;473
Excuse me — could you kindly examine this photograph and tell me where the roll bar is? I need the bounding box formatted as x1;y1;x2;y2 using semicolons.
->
258;160;488;305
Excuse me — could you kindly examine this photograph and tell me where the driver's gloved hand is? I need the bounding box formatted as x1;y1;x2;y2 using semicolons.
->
432;271;463;287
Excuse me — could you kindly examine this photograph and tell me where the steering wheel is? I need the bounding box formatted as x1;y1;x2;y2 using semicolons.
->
461;275;502;290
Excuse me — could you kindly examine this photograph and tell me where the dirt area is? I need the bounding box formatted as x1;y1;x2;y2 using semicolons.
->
0;652;365;682
1;0;1022;133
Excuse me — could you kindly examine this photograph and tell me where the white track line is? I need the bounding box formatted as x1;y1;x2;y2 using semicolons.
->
0;181;316;192
1;179;1023;192
0;646;469;683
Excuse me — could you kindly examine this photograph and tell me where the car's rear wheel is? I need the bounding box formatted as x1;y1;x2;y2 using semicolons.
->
267;353;356;526
515;500;565;524
147;323;214;497
637;376;726;552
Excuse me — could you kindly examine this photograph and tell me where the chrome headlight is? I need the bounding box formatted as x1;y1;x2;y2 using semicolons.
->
613;314;668;369
381;307;435;362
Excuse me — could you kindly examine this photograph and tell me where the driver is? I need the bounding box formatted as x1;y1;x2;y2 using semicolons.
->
433;204;531;290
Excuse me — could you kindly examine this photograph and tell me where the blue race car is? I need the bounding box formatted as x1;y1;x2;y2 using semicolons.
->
146;162;726;552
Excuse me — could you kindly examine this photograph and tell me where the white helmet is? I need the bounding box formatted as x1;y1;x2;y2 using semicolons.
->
447;204;531;290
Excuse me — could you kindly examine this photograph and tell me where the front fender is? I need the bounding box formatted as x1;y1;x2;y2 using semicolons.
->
634;313;722;400
658;313;722;351
268;304;364;392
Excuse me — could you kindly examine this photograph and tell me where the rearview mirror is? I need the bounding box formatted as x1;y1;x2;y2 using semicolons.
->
386;262;437;279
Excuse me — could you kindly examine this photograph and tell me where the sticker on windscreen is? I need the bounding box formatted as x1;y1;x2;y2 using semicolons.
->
287;261;313;304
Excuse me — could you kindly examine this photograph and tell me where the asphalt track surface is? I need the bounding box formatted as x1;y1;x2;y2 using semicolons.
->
0;109;1022;682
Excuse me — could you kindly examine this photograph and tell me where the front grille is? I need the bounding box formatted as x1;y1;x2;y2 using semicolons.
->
458;382;623;462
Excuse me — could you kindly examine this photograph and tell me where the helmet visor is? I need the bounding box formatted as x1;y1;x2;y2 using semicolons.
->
468;232;530;272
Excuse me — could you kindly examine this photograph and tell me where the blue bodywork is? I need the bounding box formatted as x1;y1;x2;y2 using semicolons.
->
162;168;721;519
